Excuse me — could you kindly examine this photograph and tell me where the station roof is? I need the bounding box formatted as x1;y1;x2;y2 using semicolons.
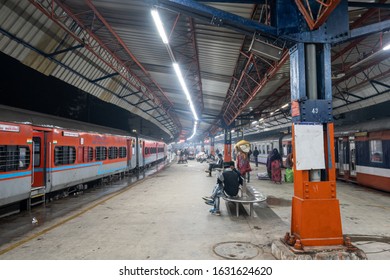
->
1;1;390;142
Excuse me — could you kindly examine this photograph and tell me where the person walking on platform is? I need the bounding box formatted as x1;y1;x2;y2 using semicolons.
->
267;148;282;183
253;147;259;167
235;140;252;183
202;161;243;216
205;153;223;176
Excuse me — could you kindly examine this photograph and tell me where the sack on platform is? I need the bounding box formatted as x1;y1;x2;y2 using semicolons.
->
285;168;294;183
257;172;269;180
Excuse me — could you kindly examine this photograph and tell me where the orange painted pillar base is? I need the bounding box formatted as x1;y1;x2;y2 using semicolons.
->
290;123;344;248
291;195;343;247
224;143;232;162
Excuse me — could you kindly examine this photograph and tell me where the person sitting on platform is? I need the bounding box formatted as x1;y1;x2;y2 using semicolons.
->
205;153;223;176
202;161;243;216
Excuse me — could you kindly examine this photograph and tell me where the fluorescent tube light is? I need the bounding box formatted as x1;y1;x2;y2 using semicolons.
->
187;121;197;140
151;9;169;44
173;63;199;121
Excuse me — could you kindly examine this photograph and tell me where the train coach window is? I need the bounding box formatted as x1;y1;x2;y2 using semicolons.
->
0;145;31;172
119;147;127;158
88;147;93;161
81;147;94;162
95;147;107;161
18;147;30;169
370;140;383;163
54;146;76;165
283;144;287;156
108;147;118;159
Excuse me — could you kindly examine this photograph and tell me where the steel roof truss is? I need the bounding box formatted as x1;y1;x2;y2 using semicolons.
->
134;98;152;106
120;91;141;99
154;0;277;37
48;44;84;57
91;72;119;83
30;0;180;136
165;12;204;113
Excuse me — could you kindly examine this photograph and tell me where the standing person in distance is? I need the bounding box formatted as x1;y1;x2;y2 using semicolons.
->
253;146;260;168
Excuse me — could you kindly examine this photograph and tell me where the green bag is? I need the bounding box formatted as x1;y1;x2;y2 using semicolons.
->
285;168;294;183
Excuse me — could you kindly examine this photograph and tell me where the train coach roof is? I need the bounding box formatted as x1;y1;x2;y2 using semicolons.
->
0;105;171;141
0;105;167;143
0;104;133;137
334;117;390;136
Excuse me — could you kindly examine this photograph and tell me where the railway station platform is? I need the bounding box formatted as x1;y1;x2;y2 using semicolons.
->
0;157;389;260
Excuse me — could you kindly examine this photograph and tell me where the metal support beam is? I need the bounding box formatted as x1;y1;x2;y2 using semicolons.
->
348;1;390;9
343;91;363;100
145;106;159;112
134;98;152;106
349;19;390;41
371;80;390;89
294;0;342;30
121;91;141;99
152;0;277;37
287;42;343;249
91;73;119;83
223;51;289;126
29;0;181;137
47;44;84;57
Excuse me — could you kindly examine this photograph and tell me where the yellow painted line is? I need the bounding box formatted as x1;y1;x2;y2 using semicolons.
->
0;178;147;256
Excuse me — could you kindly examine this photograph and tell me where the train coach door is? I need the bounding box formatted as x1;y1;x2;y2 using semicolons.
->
337;138;345;175
349;137;357;177
140;140;145;167
32;132;46;188
30;131;47;207
127;138;132;169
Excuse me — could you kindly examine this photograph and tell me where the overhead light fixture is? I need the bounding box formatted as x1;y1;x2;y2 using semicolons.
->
350;48;389;68
259;118;264;122
187;121;197;140
173;63;198;121
249;35;283;61
331;72;345;80
281;103;289;108
151;9;169;44
152;9;198;141
252;121;258;125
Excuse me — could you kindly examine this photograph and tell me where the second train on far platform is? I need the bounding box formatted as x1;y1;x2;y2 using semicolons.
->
212;118;390;193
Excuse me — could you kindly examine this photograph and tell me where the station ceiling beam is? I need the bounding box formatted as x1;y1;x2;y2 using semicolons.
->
30;0;182;138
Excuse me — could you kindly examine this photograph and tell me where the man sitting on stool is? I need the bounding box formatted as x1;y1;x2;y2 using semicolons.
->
205;153;223;177
202;161;243;216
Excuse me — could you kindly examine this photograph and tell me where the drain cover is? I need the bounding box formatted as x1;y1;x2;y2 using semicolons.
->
213;242;259;260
